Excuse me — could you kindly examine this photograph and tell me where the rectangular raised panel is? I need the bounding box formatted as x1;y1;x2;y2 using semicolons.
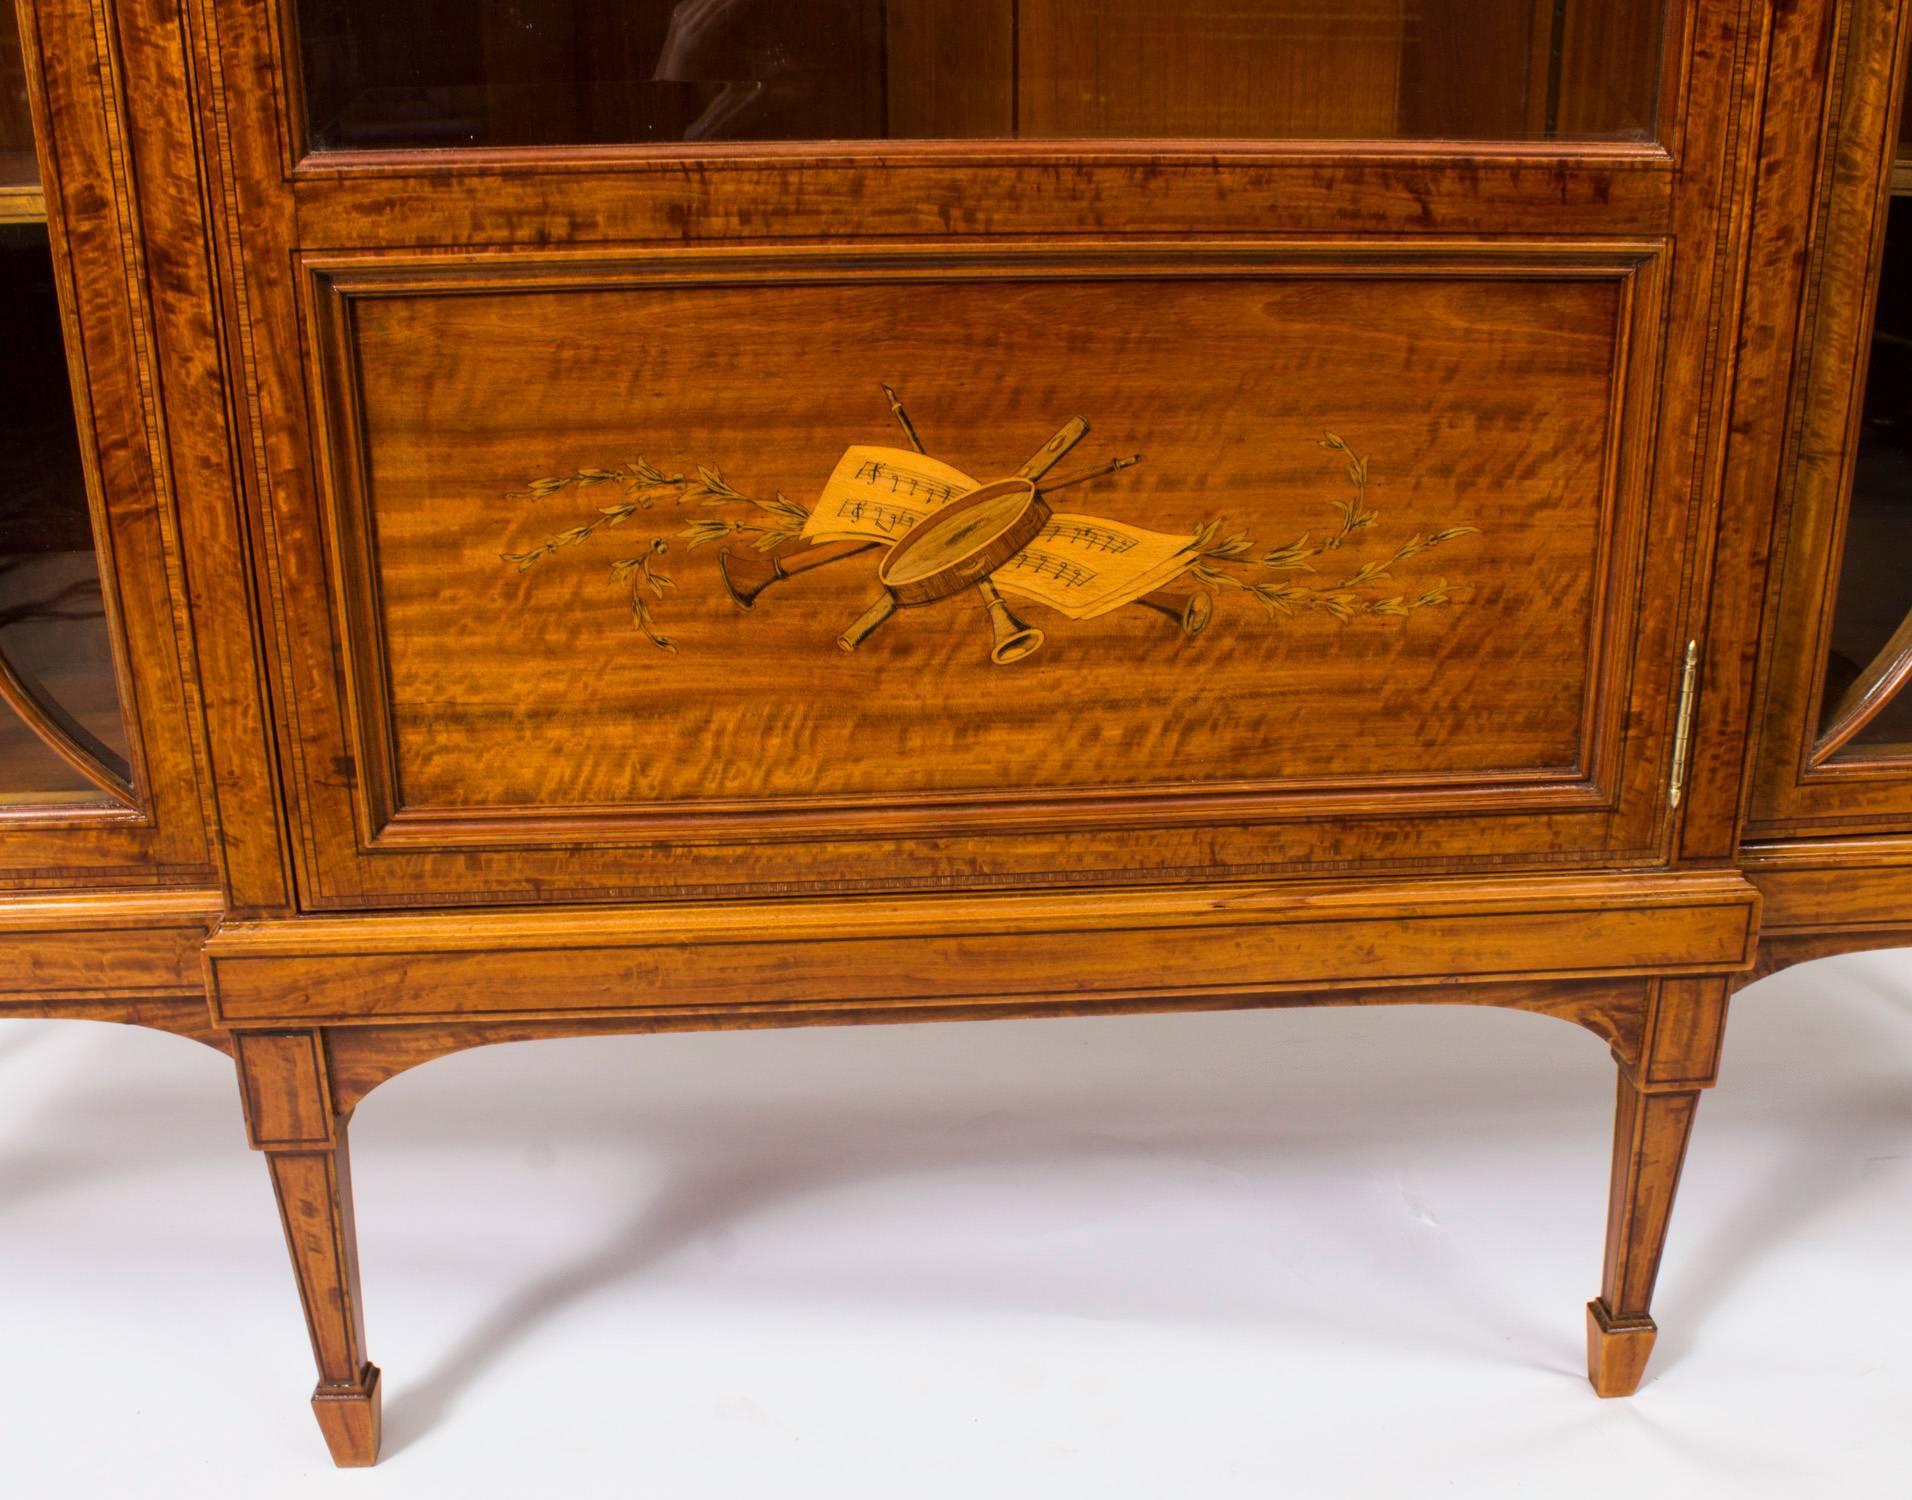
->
301;242;1665;894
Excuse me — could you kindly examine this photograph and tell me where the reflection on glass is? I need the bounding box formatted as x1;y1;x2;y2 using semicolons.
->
0;223;132;803
1819;193;1912;757
2;3;37;187
297;0;1667;153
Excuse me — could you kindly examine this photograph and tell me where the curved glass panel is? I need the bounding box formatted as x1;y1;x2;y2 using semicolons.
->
0;220;132;804
1;8;34;187
296;0;1666;153
1819;194;1912;759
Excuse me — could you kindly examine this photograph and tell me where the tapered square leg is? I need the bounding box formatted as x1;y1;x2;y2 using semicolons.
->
1585;976;1728;1397
236;1031;383;1467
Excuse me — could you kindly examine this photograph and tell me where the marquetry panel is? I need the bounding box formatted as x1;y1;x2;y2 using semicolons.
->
264;240;1688;904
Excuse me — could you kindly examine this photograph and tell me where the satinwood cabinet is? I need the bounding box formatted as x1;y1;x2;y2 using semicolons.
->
0;0;1903;1470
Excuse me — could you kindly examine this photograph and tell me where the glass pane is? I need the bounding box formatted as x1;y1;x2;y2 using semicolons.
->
1;2;36;187
0;221;132;804
297;0;1666;153
1818;193;1912;758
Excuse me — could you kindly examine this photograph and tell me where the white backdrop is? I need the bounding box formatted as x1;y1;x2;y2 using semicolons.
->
2;949;1907;1498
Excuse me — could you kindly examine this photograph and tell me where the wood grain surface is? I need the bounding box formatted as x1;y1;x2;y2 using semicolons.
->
203;869;1759;1028
16;0;1902;1468
346;262;1615;807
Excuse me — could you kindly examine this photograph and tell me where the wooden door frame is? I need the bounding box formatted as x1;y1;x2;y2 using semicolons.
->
1742;0;1912;840
172;0;1769;912
0;0;223;891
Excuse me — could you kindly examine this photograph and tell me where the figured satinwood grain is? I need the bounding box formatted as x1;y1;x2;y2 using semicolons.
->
0;994;228;1049
1746;923;1912;983
233;1031;335;1149
1740;833;1912;937
0;887;219;1004
107;0;297;913
1640;976;1731;1090
288;152;1680;246
203;870;1760;1028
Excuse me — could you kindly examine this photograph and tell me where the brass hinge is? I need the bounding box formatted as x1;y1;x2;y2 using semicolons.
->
1668;640;1700;809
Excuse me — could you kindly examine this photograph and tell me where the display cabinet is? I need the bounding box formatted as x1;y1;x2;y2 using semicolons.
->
168;0;1770;1466
20;0;1901;1474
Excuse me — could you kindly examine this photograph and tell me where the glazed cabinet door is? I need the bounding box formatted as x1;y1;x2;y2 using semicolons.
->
0;1;212;889
189;1;1759;909
1747;0;1912;840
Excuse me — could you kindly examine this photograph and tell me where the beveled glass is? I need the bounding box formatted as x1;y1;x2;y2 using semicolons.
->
296;0;1667;154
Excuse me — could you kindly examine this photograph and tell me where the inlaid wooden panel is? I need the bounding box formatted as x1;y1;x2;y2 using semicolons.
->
291;242;1666;900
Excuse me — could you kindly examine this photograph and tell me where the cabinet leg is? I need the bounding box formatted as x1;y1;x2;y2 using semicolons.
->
235;1032;382;1467
1587;1077;1699;1396
1585;977;1727;1398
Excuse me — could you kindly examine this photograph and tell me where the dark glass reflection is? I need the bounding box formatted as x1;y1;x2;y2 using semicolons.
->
2;3;37;186
297;0;1666;153
0;223;130;801
1820;195;1912;756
